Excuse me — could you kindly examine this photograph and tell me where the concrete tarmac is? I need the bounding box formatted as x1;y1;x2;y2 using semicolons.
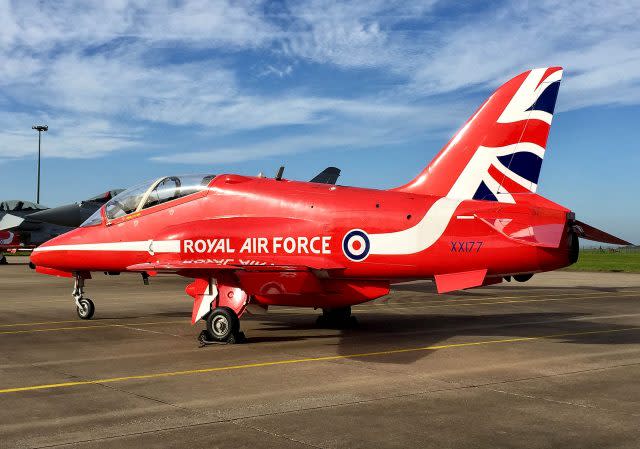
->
1;257;639;448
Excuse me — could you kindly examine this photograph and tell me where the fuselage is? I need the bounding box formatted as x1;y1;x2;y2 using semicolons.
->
31;174;574;281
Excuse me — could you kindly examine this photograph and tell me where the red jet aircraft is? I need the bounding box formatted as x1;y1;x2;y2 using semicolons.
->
30;67;631;344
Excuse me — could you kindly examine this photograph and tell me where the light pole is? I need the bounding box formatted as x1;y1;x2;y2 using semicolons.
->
32;125;48;204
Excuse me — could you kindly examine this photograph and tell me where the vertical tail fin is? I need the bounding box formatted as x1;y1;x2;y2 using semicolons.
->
396;67;563;203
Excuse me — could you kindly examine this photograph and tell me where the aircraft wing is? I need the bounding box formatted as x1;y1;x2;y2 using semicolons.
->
310;167;341;184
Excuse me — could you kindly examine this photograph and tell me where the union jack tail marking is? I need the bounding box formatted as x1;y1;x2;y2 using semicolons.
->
396;67;563;204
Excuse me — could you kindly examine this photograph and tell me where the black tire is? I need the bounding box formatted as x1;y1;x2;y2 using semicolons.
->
322;306;351;322
514;273;534;283
206;307;240;342
76;298;95;320
318;306;354;328
0;255;7;265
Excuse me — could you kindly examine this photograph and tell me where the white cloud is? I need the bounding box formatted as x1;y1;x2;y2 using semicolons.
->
1;0;275;50
1;0;640;165
281;0;438;69
151;128;402;165
0;111;141;160
151;98;465;165
259;64;293;78
282;1;640;109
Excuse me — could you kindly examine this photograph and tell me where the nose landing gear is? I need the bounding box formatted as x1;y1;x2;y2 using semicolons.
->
77;297;95;319
73;275;95;320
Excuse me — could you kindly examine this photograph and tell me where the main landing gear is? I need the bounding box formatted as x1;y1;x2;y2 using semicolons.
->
72;275;95;320
186;277;249;346
0;255;7;265
316;306;357;328
198;307;246;346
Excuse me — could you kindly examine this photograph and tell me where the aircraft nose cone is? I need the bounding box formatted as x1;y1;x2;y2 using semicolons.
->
29;233;69;270
30;243;53;268
29;248;45;266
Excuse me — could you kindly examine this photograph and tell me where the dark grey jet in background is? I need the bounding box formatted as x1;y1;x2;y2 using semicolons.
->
0;190;122;264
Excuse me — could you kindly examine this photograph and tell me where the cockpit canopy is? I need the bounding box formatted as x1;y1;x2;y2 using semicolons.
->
0;200;47;212
81;174;215;227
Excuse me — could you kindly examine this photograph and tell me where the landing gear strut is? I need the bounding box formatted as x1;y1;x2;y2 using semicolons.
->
73;275;95;320
317;306;357;328
198;307;245;346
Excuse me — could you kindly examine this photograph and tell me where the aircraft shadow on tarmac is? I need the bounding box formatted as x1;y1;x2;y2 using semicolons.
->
253;310;640;364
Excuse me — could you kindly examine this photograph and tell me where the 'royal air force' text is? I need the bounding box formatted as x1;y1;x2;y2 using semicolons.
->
183;237;331;255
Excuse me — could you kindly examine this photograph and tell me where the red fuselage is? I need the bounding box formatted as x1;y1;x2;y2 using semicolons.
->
31;174;574;294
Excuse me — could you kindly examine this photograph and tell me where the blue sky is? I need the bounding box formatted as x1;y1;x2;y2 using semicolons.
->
0;0;638;242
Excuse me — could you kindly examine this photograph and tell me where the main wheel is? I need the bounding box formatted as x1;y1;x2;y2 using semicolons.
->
206;307;240;343
76;298;95;320
317;306;356;327
514;273;534;283
323;306;352;322
0;255;7;265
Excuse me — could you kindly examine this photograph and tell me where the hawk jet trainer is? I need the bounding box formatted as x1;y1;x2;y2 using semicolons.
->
30;67;631;344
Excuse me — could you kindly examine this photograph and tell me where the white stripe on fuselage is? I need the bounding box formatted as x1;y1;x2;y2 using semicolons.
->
32;240;181;253
369;197;463;255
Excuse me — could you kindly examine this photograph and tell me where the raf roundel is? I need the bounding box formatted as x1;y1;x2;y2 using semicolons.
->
342;229;370;262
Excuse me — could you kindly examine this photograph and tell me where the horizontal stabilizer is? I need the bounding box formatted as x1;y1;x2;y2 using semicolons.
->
573;220;631;246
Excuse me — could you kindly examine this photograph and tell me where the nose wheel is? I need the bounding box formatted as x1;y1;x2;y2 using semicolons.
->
198;307;245;345
72;274;95;320
76;298;95;320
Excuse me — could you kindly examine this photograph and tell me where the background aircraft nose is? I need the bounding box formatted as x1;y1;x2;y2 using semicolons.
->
28;203;82;227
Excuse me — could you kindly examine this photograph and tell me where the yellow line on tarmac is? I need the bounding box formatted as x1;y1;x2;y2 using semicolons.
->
0;320;185;335
0;316;189;329
0;319;98;328
2;290;638;327
1;290;638;332
1;326;637;394
366;292;640;310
